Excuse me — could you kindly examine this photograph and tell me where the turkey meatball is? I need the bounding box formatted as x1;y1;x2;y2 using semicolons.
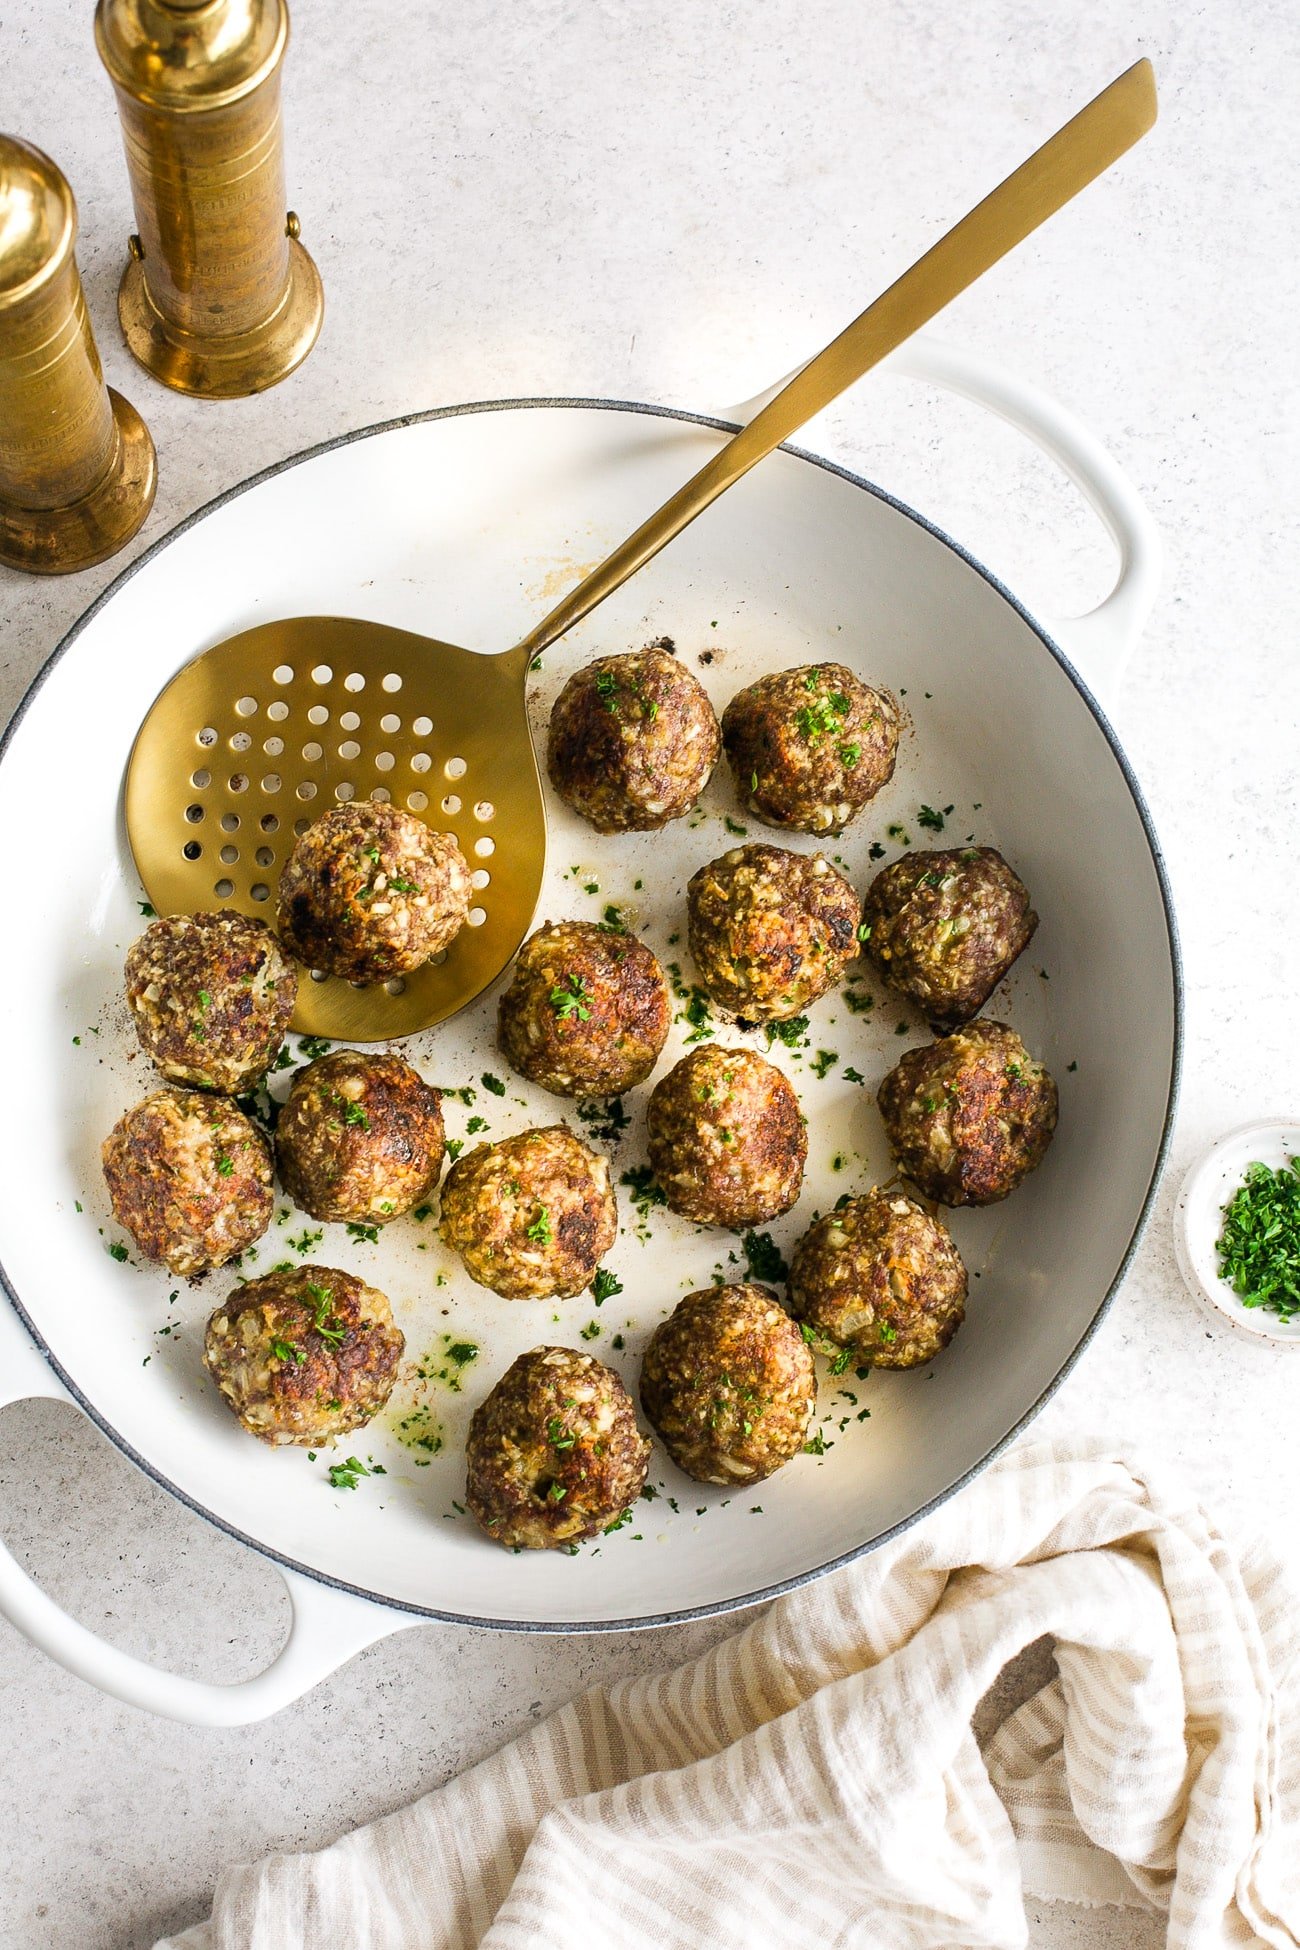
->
101;1089;273;1277
789;1188;967;1368
878;1020;1058;1206
646;1046;806;1227
862;846;1037;1030
204;1265;404;1446
497;920;671;1096
687;843;861;1022
440;1125;617;1298
721;662;900;834
125;909;297;1094
275;1050;444;1224
277;800;471;983
546;643;720;832
466;1346;650;1550
640;1283;815;1484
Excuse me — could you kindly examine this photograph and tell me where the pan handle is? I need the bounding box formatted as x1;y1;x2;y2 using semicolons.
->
0;1298;418;1725
726;333;1163;700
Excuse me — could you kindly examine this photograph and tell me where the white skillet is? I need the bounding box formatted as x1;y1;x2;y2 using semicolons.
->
0;337;1177;1722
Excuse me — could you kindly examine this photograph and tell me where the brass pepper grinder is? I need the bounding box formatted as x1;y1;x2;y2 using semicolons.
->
94;0;323;399
0;135;156;575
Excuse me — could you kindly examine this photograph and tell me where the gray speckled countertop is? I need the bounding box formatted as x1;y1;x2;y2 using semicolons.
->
1;3;1297;1945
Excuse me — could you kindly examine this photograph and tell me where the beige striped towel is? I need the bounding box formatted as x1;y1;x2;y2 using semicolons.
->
160;1439;1300;1949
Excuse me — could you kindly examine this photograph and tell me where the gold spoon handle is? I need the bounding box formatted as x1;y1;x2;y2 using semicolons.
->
512;58;1156;671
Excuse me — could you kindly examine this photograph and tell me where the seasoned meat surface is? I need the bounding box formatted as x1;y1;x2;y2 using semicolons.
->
789;1188;967;1368
498;919;671;1096
466;1346;650;1549
277;799;471;983
721;662;899;834
275;1049;444;1224
878;1020;1058;1206
646;1046;806;1227
440;1124;618;1298
101;1089;273;1277
204;1264;404;1446
862;846;1037;1030
640;1283;816;1485
125;909;297;1094
547;644;720;832
687;843;861;1022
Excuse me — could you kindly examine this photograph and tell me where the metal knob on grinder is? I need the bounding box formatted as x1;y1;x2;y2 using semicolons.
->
0;135;156;575
94;0;324;399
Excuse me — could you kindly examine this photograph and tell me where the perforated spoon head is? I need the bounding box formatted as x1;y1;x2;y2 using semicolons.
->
125;617;543;1040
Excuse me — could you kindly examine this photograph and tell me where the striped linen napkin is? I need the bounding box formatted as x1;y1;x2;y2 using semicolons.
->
159;1439;1300;1950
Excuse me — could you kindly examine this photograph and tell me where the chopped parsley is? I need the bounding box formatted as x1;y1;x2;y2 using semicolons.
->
742;1230;789;1283
917;804;947;831
345;1222;380;1244
480;1073;507;1096
415;1335;480;1390
1216;1157;1300;1319
576;1096;631;1144
592;1267;623;1305
794;680;851;744
342;1101;370;1129
137;900;155;917
579;1321;601;1341
810;1049;838;1080
723;816;748;836
298;1036;332;1061
215;1154;234;1177
550;974;592;1022
601;904;627;931
594;669;619;711
271;1337;306;1366
526;1206;554;1246
765;1014;810;1050
106;1241;130;1263
305;1279;347;1347
547;1416;577;1451
327;1456;373;1490
465;1115;488;1135
444;1140;464;1162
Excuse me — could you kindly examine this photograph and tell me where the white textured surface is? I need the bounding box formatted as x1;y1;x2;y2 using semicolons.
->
0;1;1295;1945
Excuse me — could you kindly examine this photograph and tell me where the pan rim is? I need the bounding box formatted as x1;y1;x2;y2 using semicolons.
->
0;394;1184;1633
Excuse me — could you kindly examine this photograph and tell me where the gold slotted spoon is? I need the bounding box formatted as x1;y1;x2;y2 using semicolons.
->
126;60;1156;1042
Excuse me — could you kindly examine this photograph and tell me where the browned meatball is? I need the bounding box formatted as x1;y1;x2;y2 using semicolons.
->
125;910;297;1094
102;1090;273;1277
546;643;720;832
789;1189;967;1368
640;1284;816;1484
466;1346;650;1549
862;847;1037;1030
275;1050;444;1224
440;1125;617;1298
277;800;471;983
497;920;671;1096
721;663;900;834
687;843;861;1022
204;1265;404;1446
878;1020;1058;1206
646;1046;806;1227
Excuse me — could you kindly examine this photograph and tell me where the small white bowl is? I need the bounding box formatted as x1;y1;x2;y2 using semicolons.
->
1175;1120;1300;1347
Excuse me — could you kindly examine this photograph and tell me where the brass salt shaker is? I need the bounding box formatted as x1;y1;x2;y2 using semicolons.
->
94;0;324;399
0;135;156;575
